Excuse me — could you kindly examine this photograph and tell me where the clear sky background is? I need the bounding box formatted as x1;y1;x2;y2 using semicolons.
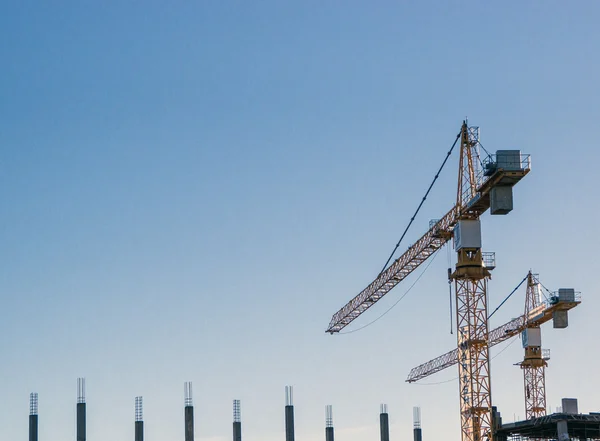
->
1;1;599;441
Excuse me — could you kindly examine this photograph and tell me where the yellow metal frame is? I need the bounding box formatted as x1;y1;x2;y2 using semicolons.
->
453;249;493;441
520;273;548;422
453;123;493;441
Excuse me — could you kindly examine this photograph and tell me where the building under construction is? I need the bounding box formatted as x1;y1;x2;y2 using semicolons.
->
19;122;598;441
24;378;600;441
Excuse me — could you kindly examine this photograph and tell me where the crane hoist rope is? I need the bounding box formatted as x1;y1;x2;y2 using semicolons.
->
339;247;442;334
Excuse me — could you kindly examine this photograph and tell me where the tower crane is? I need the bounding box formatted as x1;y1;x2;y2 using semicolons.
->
518;273;580;420
520;272;549;421
326;121;531;441
405;272;580;422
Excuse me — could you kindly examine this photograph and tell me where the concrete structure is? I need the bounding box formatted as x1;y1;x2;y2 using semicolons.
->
562;398;579;415
233;399;242;441
325;405;334;441
135;396;144;441
77;378;86;441
495;412;600;440
413;406;422;441
185;382;194;441
285;386;295;441
29;393;38;441
380;404;390;441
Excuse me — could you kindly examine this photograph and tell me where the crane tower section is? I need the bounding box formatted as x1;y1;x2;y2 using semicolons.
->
519;273;548;422
453;123;530;441
453;124;493;441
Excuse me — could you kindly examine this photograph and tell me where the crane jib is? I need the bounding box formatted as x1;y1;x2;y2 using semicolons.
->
326;206;459;333
405;294;580;383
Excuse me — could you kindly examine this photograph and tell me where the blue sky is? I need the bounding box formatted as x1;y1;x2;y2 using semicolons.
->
1;1;599;440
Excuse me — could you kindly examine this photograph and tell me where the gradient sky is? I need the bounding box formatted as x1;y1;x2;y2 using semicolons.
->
1;1;599;441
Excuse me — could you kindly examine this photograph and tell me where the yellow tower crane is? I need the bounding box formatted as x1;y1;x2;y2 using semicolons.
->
326;121;531;441
520;271;549;421
518;273;580;421
405;271;580;428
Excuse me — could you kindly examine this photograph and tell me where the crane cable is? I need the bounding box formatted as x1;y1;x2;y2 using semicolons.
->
447;244;453;334
378;131;462;275
411;274;531;386
538;281;553;302
339;248;441;334
488;274;528;320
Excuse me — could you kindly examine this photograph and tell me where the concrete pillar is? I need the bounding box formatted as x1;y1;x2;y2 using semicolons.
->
285;406;295;441
326;427;334;441
135;421;144;441
185;382;194;441
325;405;334;441
413;406;422;441
29;414;38;441
557;420;569;441
185;406;194;441
233;399;242;441
285;386;295;441
414;428;422;441
135;396;144;441
77;403;86;441
380;404;390;441
233;421;242;441
77;378;86;441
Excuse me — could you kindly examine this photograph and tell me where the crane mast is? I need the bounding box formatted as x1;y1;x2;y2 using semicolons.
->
519;272;548;421
453;123;493;441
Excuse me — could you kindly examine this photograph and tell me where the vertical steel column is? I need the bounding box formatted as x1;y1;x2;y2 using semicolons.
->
29;393;38;441
77;378;86;441
185;382;194;441
233;400;242;441
135;396;144;441
285;386;295;441
454;123;493;441
520;273;548;421
325;405;334;441
413;407;422;441
380;404;390;441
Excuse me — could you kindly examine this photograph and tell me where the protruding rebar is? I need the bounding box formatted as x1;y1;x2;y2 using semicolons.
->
413;406;421;429
77;379;87;441
78;378;86;404
380;404;390;441
185;382;193;407
233;400;241;423
233;400;242;441
135;396;144;441
285;386;295;441
413;406;423;441
29;393;39;441
325;405;334;441
30;393;39;416
185;383;194;441
135;396;143;421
